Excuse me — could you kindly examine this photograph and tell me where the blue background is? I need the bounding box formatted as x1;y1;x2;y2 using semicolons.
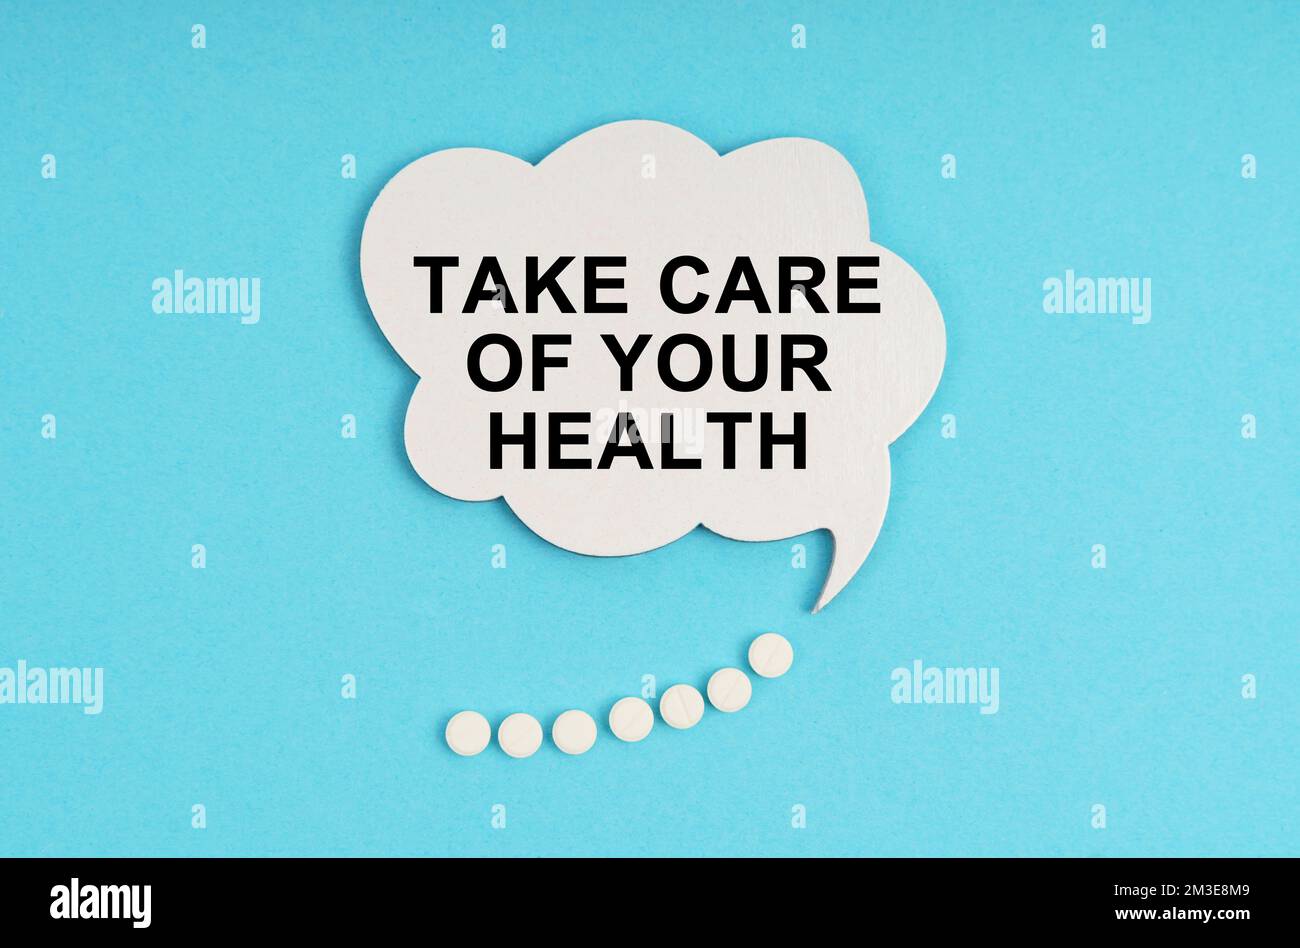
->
1;1;1296;856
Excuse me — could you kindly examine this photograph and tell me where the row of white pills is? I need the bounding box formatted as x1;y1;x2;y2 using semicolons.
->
444;632;794;758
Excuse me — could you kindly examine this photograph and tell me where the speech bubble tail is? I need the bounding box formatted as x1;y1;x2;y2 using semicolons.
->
811;455;890;614
811;528;878;613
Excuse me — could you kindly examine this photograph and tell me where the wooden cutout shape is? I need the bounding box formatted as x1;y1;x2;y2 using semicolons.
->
361;121;945;611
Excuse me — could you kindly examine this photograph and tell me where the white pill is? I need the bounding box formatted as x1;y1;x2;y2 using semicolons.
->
748;632;794;678
445;710;491;757
659;684;705;729
497;712;543;758
707;667;752;712
608;696;654;742
551;709;597;755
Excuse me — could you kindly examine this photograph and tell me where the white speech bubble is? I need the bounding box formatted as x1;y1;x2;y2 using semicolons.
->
360;121;944;611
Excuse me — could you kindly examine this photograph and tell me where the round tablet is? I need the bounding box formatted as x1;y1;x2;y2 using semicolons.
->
551;709;597;755
748;632;794;678
497;712;543;758
707;667;752;712
659;684;705;729
445;710;491;757
608;696;654;742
